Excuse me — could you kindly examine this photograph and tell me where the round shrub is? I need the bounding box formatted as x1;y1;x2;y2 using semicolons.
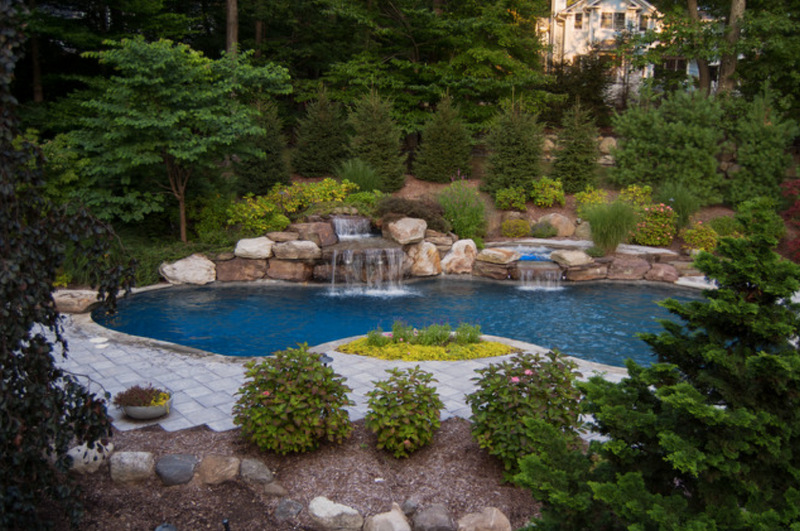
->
501;218;531;238
465;351;583;476
233;345;354;454
365;366;444;458
531;220;557;239
495;186;528;211
707;215;742;238
574;186;608;218
631;203;677;247
530;177;566;207
680;221;718;252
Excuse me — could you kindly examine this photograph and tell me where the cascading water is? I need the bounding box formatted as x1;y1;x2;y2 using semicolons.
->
332;216;373;240
516;261;564;291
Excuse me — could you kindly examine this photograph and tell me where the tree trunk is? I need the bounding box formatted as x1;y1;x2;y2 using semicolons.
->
687;0;711;94
254;20;264;59
164;154;191;243
30;35;43;103
226;0;238;55
718;0;745;94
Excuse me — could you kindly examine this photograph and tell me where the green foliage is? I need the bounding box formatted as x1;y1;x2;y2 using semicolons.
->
365;367;444;458
335;158;382;193
482;99;544;197
348;90;406;192
611;90;724;205
585;246;606;258
438;181;486;240
735;197;786;242
376;197;451;233
414;94;473;183
235;99;291;195
292;88;349;178
226;195;290;236
656;180;701;229
267;178;359;216
343;190;384;219
574;186;608;218
630;203;678;247
366;321;481;348
618;184;653;209
193;193;239;246
583;201;637;254
551;103;600;193
531;177;566;208
522;205;800;529
531;221;558;239
542;54;615;127
113;384;170;408
466;351;583;477
680;221;719;252
707;215;742;238
454;323;482;345
233;345;354;455
495;186;528;211
501;219;532;238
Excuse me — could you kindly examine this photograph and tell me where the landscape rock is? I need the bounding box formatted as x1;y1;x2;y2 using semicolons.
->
401;495;422;517
472;261;511;280
565;264;609;281
275;498;304;521
240;458;273;484
644;263;680;282
68;440;114;474
476;248;520;265
266;259;314;282
669;260;703;277
155;454;198;486
289;222;338;247
607;256;651;280
196;455;240;485
364;502;411;531
599;136;617;154
309;496;364;531
215;258;268;282
266;231;299;242
264;481;289;497
234;236;274;259
386;217;427;245
412;503;456;531
538;213;575;237
215;251;235;261
54;290;100;314
425;230;454;248
457;507;511;531
109;451;155;484
550;249;593;267
574;221;592;241
407;241;442;277
442;239;478;274
159;254;216;285
273;240;323;260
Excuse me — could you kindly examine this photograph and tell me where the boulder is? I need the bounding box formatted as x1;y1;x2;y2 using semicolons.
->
644;263;680;283
425;230;454;248
266;259;314;282
574;221;592;241
215;258;267;282
275;499;304;522
565;264;608;281
273;240;322;260
538;213;575;237
196;455;240;485
264;481;289;497
159;254;216;285
109;451;155;484
68;441;114;474
550;249;593;267
309;496;364;531
289;222;338;247
267;231;300;242
156;454;198;486
54;290;100;314
476;248;520;265
407;241;442;277
442;239;478;275
215;251;235;261
240;458;273;484
472;261;511;280
457;507;512;531
234;236;274;259
669;260;703;277
599;136;617;154
607;256;651;280
412;503;456;531
364;503;412;531
401;495;422;517
386;218;427;245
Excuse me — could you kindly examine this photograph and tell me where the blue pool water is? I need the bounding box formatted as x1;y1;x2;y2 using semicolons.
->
92;279;701;367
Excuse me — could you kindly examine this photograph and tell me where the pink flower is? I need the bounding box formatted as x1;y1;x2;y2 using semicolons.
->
262;391;270;397
524;369;533;376
510;376;520;383
399;338;404;342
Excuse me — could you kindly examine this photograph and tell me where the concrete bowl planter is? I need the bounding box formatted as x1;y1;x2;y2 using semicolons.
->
113;384;173;420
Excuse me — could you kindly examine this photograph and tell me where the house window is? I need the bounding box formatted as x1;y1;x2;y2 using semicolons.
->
614;12;626;30
574;13;583;30
639;15;648;31
601;13;613;28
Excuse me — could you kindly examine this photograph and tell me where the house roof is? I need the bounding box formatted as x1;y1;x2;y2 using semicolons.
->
559;0;658;15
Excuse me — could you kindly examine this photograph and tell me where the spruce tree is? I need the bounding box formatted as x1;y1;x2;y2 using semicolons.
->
551;102;599;194
482;99;544;197
292;88;349;177
413;94;472;183
348;90;406;193
236;100;290;195
516;198;800;530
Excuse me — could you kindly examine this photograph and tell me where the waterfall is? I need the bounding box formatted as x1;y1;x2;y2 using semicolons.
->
519;268;563;291
332;216;373;240
329;246;406;295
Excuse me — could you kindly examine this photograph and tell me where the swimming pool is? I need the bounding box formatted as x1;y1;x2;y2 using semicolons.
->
92;279;700;367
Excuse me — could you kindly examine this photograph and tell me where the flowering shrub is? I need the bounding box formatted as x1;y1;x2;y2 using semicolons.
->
631;203;677;247
501;218;531;238
680;221;719;252
465;351;583;476
574;185;608;217
495;186;528;211
226;194;290;235
530;177;566;207
233;344;354;454
266;178;359;214
365;367;444;458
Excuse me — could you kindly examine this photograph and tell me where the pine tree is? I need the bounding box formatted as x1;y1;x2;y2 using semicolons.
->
551;102;599;194
413;94;472;183
292;88;349;177
482;98;544;197
236;99;290;195
348;90;406;193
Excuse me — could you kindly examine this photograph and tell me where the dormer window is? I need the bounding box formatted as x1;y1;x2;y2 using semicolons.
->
601;13;613;28
575;13;583;30
614;12;626;30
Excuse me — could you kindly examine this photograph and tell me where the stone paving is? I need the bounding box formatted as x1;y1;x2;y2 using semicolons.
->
58;313;628;433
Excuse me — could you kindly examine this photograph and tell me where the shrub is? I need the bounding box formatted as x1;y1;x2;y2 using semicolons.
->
343;190;384;218
735;197;785;242
266;178;358;215
335;158;382;192
454;323;482;344
574;186;608;218
585;246;605;258
655;180;700;229
438;181;486;240
680;221;718;252
226;194;290;235
531;220;558;239
235;100;290;195
631;203;678;247
707;215;742;238
618;184;652;209
465;351;583;476
531;177;566;208
193;193;238;245
501;218;531;238
365;367;444;458
413;94;473;183
583;201;637;254
233;345;354;454
495;186;528;211
292;88;349;177
376;197;451;233
551;102;599;194
349;90;406;192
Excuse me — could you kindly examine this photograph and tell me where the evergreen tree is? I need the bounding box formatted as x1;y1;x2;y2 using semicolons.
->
348;90;406;192
236;99;290;195
292;88;349;177
551;102;599;194
482;99;544;197
516;198;800;529
413;94;473;183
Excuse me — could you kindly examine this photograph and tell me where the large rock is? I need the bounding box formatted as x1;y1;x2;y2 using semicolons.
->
386;218;427;245
266;231;300;242
565;264;608;281
215;258;267;282
234;236;274;259
275;499;304;522
266;259;313;282
54;290;100;314
240;458;273;484
472;261;511;280
607;256;651;280
109;451;155;483
599;136;617;154
538;213;575;237
68;441;114;475
196;455;240;485
550;249;593;267
156;454;198;486
442;239;478;275
425;230;455;252
407;241;442;277
457;507;511;531
476;248;520;265
159;254;216;285
412;503;455;531
289;222;338;247
364;503;412;531
644;263;680;282
309;496;364;531
273;240;322;260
